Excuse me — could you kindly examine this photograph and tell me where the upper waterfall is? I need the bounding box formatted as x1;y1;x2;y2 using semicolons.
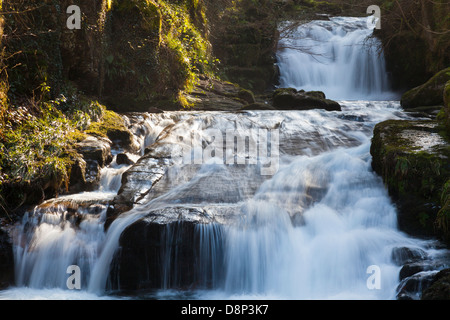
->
276;16;397;100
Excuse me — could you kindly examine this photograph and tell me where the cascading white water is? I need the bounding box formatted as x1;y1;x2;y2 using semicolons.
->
277;16;397;100
220;142;408;299
2;16;449;300
11;153;134;291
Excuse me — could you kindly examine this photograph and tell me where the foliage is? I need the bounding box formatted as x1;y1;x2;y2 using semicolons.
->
0;102;77;190
376;0;450;88
102;0;219;109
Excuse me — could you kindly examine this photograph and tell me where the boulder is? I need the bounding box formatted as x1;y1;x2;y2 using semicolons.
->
73;135;113;190
395;250;449;300
116;153;135;166
68;155;87;193
272;88;341;111
109;218;212;291
397;271;437;300
401;67;450;109
422;269;450;300
391;246;428;266
182;78;255;111
107;205;242;291
238;88;256;104
370;119;450;238
76;135;113;168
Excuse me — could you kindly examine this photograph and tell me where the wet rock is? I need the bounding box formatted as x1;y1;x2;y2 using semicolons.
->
397;271;438;300
272;88;341;111
422;268;450;300
115;156;171;206
69;155;87;193
148;107;164;113
391;246;428;265
105;153;172;229
238;88;256;104
109;219;205;291
396;249;450;300
116;153;135;166
108;205;241;291
107;128;139;154
399;262;437;280
181;78;258;111
401;67;450;109
440;80;450;135
75;136;113;190
76;136;113;168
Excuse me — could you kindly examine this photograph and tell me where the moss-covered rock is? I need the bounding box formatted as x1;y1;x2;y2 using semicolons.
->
401;68;450;109
85;109;138;152
179;78;256;111
272;87;341;111
370;119;450;238
238;88;256;104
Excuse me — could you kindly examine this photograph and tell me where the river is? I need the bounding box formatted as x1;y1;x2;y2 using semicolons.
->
1;16;448;300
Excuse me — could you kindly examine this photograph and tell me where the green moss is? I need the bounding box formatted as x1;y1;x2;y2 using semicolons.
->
401;68;450;109
85;109;127;139
371;119;450;237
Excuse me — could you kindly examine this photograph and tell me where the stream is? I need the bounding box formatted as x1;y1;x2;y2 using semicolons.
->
1;16;449;300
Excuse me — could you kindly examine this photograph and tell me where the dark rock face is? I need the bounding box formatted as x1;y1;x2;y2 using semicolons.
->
0;226;14;289
272;88;341;111
422;269;450;300
108;207;230;291
393;244;450;300
116;153;135;166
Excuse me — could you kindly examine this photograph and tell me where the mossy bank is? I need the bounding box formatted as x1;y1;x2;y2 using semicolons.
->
371;69;450;243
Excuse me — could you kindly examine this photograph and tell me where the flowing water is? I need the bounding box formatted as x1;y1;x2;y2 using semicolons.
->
277;16;398;100
1;16;449;300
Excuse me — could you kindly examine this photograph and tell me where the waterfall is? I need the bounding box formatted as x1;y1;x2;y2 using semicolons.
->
277;16;397;100
221;143;407;299
12;155;134;291
2;16;449;300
